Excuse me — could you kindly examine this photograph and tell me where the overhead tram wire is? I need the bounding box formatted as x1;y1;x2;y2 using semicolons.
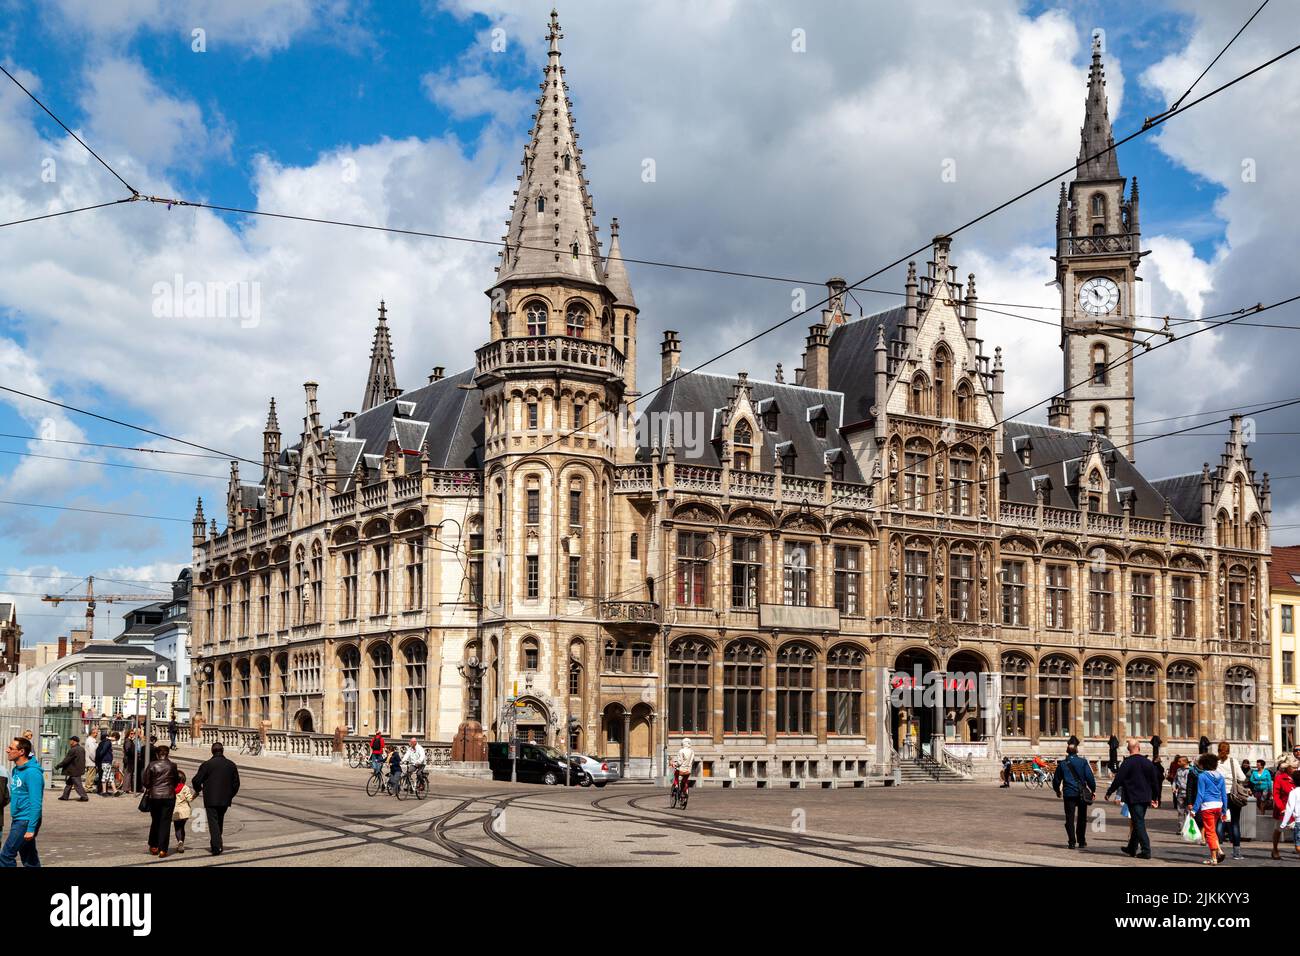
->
0;199;136;230
0;447;228;481
525;40;1300;461
1149;0;1272;122
0;432;230;459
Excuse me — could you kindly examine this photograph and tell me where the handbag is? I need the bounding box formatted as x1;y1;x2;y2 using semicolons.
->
138;792;150;813
1065;756;1094;805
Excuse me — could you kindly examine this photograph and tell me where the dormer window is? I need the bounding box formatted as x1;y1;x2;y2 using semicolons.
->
764;409;778;431
734;420;752;447
808;406;829;439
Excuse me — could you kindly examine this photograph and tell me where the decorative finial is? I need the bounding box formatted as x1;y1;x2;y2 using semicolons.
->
378;299;387;321
610;216;619;237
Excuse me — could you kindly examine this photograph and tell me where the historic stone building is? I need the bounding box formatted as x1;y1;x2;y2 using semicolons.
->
188;17;1274;780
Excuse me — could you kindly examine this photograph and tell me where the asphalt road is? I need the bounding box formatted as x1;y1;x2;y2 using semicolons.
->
20;746;1299;867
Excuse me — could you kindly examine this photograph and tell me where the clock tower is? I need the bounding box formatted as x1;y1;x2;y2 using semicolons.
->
1051;34;1143;462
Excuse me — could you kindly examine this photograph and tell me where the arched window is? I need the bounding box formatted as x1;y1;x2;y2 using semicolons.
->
955;380;973;422
776;643;816;734
563;153;571;171
1091;343;1108;385
668;638;711;733
370;643;392;735
629;532;639;560
1081;658;1115;737
904;440;930;510
904;541;930;618
948;447;974;516
1126;660;1157;737
948;546;974;621
1225;666;1256;739
1091;405;1109;436
1091;193;1105;217
909;372;928;415
933;348;949;418
733;420;752;446
1166;662;1197;738
403;641;428;735
723;640;765;733
1001;653;1031;737
256;657;272;724
525;303;547;337
1038;655;1074;738
536;195;545;214
522;636;539;671
827;645;865;735
339;646;360;733
565;304;587;337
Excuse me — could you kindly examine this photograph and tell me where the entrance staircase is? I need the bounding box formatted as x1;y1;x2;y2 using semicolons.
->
895;752;978;785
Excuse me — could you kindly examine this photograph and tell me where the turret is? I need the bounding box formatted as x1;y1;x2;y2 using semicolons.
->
192;498;206;547
964;273;979;355
902;261;918;348
991;346;1005;422
873;323;888;444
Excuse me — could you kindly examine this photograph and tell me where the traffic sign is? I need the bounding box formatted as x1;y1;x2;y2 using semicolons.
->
131;676;148;690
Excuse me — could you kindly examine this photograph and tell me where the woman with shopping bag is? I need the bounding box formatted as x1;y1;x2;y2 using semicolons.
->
1192;754;1228;866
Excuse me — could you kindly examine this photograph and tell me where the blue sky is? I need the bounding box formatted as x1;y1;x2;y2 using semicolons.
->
1;0;1296;646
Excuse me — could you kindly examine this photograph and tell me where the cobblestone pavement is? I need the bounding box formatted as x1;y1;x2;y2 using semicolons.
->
19;746;1299;867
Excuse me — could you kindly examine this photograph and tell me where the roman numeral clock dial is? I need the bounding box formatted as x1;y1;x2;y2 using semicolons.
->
1078;276;1120;316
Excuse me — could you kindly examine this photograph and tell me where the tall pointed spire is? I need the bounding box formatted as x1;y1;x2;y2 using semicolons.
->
1076;33;1121;181
361;299;400;412
602;217;636;307
495;9;603;286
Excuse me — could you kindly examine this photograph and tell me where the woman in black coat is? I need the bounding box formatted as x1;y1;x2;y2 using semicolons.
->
141;744;180;858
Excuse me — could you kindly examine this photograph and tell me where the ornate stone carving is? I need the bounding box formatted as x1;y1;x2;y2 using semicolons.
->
929;616;958;650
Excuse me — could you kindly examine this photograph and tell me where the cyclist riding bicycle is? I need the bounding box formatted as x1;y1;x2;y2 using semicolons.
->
670;737;695;797
402;738;427;773
1031;755;1050;784
369;732;386;776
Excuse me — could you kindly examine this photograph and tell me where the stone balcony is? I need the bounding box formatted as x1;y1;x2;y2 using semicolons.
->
600;600;662;633
474;334;625;383
1063;233;1133;256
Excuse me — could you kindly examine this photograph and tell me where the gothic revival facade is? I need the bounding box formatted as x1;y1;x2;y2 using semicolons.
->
188;18;1273;779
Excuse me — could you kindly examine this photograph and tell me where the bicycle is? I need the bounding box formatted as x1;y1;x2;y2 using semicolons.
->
239;736;264;757
1023;770;1051;790
347;742;370;769
395;765;428;801
669;772;690;810
365;762;392;797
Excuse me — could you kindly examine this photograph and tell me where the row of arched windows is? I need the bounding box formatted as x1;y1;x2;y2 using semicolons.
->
506;300;612;341
907;345;976;421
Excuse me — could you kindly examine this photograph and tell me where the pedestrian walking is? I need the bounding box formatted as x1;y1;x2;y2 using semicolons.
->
172;771;195;854
1105;738;1162;859
1170;756;1190;817
1271;757;1297;860
141;744;179;858
1250;760;1273;812
55;735;89;802
1107;734;1120;774
0;758;9;838
1;736;43;867
1052;743;1097;850
1193;753;1227;866
93;732;112;796
1000;756;1012;788
103;734;120;797
192;741;240;856
1216;741;1249;860
123;731;137;793
167;718;177;749
84;728;101;788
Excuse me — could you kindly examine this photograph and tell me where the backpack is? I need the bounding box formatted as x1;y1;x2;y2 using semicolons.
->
0;774;8;810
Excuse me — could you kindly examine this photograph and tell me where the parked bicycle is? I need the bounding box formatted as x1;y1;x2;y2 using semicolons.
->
347;741;370;769
239;736;264;757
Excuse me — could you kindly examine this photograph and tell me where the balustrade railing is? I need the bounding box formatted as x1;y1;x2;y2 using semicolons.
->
676;465;723;493
831;480;872;509
1064;233;1132;256
729;469;775;499
614;464;653;492
475;335;625;379
330;491;356;517
781;475;824;505
430;470;481;496
393;474;421;501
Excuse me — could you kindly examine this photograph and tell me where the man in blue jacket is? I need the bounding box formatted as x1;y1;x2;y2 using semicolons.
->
1052;743;1097;849
1105;738;1162;859
1;737;43;867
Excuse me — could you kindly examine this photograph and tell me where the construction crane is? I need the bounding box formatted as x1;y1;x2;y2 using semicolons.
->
42;576;165;645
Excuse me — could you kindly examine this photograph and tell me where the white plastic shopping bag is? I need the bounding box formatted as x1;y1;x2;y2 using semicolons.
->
1181;813;1201;843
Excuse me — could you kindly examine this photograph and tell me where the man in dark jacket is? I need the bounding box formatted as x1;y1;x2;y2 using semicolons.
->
1052;744;1097;849
93;734;113;795
1105;738;1162;859
192;742;240;856
122;732;137;793
1107;735;1120;773
167;718;177;748
55;736;89;801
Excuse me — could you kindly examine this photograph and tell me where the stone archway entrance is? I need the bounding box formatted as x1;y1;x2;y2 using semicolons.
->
944;651;988;743
891;648;938;756
514;698;550;744
293;709;314;733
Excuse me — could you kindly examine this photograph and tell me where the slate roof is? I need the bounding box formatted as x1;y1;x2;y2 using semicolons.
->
326;368;483;492
1151;473;1203;527
999;421;1187;521
827;306;907;425
637;372;864;481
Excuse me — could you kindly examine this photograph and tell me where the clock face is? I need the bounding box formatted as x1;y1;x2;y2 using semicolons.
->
1078;276;1120;316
